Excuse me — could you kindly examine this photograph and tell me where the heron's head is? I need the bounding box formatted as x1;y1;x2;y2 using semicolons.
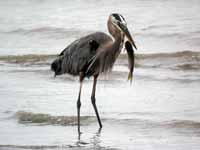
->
108;13;137;50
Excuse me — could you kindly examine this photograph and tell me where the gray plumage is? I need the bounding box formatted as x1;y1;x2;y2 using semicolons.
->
51;32;115;77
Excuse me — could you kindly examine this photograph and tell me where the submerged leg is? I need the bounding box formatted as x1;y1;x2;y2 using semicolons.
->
77;73;84;134
91;74;102;128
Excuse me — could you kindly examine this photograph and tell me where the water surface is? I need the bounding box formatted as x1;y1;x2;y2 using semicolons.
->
0;53;200;149
0;0;200;55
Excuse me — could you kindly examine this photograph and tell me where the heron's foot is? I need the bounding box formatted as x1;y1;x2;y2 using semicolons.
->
99;123;103;128
76;139;89;146
77;131;82;140
97;127;102;135
78;129;82;136
76;136;89;146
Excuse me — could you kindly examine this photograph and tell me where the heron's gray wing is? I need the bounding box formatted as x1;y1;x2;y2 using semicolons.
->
59;39;100;56
58;32;111;76
125;41;135;83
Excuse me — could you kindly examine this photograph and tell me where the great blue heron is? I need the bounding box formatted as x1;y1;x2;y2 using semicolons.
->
51;13;137;134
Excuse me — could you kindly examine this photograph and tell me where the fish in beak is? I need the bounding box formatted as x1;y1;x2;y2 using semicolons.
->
125;41;135;84
117;19;137;83
111;13;137;83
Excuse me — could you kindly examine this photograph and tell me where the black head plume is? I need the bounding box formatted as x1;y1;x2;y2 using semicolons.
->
111;13;126;24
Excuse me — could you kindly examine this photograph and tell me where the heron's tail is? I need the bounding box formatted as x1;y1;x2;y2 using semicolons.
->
51;56;64;77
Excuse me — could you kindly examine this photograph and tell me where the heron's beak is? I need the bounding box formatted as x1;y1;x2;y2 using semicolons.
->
118;22;137;50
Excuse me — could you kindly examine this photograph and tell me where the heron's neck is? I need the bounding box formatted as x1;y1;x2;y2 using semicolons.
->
112;33;123;54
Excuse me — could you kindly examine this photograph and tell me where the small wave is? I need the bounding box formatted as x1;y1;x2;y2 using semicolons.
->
176;63;200;70
139;26;200;39
0;51;199;61
0;144;120;150
7;27;68;34
0;54;55;65
0;145;60;150
108;118;200;130
15;111;96;126
2;27;92;39
137;51;200;59
15;111;200;131
141;24;175;31
136;51;200;70
1;51;200;70
163;120;200;129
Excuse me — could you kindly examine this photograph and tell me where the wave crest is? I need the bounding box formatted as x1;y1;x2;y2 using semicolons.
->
2;27;92;39
163;120;200;129
15;111;95;126
1;51;200;70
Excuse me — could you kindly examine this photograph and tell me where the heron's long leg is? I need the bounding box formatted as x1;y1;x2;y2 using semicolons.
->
91;74;102;128
77;73;84;134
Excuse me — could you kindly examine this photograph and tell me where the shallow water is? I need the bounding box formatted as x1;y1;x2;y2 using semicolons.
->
1;0;200;149
0;55;200;149
0;0;200;55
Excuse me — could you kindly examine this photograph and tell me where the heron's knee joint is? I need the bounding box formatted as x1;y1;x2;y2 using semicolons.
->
91;96;96;105
77;100;81;108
